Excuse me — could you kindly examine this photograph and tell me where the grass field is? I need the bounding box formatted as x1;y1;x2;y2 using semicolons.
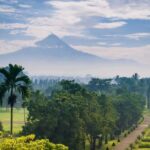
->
0;108;27;133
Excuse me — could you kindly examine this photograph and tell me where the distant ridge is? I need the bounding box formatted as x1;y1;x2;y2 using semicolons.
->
0;34;139;76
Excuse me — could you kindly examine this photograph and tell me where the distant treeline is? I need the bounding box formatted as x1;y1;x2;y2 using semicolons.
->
32;73;150;108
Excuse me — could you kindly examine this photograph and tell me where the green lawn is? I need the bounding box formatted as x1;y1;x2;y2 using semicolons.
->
0;108;27;133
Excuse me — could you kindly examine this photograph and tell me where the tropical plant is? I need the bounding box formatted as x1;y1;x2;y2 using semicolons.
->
0;133;68;150
0;64;31;134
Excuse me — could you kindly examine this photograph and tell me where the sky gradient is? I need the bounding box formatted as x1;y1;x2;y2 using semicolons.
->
0;0;150;74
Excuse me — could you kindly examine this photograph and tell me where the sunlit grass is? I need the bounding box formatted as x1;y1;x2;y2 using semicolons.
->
0;108;28;133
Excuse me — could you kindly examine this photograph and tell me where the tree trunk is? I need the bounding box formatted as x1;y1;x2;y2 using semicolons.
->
90;137;96;150
98;137;103;148
105;135;108;144
10;104;13;134
24;108;26;123
10;87;14;135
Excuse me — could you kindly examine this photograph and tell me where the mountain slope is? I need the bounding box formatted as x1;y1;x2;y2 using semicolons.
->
0;34;139;76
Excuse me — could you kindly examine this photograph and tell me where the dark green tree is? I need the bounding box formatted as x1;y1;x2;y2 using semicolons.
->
0;64;31;134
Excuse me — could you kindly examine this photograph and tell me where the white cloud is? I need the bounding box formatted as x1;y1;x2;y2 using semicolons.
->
1;0;149;40
97;42;121;46
73;45;150;65
94;21;127;29
111;43;121;46
125;33;150;40
23;15;84;39
98;42;107;46
0;23;27;30
105;32;150;40
0;5;16;13
46;0;150;20
0;40;36;54
28;0;149;39
18;4;32;9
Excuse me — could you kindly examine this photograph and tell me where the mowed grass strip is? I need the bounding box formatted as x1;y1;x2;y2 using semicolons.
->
0;108;28;133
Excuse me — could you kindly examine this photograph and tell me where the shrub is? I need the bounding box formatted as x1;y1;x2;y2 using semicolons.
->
137;135;141;140
106;147;109;150
139;142;150;148
142;137;150;142
112;142;116;146
142;131;145;135
117;138;120;142
129;143;133;149
0;134;68;150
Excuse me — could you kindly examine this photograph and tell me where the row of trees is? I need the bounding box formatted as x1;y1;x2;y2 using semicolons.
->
22;80;144;150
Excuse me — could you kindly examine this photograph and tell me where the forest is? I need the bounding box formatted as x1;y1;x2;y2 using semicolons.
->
0;64;149;150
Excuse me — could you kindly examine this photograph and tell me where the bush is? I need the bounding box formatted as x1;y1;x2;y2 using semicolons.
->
0;134;68;150
142;131;145;135
139;142;150;148
129;143;133;149
137;135;141;140
112;142;116;146
142;137;150;142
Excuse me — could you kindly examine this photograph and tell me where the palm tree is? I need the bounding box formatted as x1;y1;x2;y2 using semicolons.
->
0;64;31;134
22;99;28;123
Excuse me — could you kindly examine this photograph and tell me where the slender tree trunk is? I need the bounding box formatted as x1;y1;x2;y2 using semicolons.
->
105;135;108;144
24;107;26;123
90;137;96;150
98;137;103;148
10;88;13;135
10;104;13;134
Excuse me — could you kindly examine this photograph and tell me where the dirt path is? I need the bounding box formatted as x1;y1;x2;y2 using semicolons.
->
113;115;150;150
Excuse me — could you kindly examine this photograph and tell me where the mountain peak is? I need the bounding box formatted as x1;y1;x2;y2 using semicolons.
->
36;34;67;48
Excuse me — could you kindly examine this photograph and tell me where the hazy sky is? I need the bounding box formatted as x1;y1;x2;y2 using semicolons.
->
0;0;150;66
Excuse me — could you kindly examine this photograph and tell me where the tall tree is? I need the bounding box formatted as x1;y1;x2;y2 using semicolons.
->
0;64;31;134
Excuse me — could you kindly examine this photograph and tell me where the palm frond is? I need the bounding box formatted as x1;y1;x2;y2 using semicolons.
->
0;64;31;106
0;67;10;80
9;64;24;79
15;75;31;85
0;84;7;106
17;85;31;99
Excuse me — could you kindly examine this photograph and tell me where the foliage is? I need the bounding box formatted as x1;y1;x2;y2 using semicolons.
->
23;84;87;150
0;64;31;134
139;142;150;148
0;134;68;150
22;79;145;150
142;137;150;142
113;93;144;136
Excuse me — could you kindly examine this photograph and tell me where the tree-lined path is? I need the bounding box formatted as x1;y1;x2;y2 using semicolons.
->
114;114;150;150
